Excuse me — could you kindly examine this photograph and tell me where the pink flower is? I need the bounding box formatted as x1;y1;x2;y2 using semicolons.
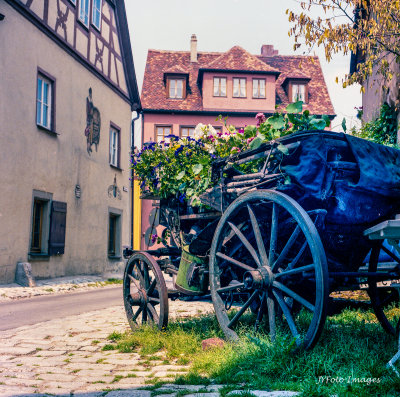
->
238;128;244;134
231;147;241;153
247;137;255;144
256;112;266;126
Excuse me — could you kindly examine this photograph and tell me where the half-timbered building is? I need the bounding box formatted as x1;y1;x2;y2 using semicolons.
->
0;0;141;283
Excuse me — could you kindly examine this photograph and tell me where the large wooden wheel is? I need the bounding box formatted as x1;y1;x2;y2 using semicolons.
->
123;252;169;331
367;242;400;335
209;190;329;350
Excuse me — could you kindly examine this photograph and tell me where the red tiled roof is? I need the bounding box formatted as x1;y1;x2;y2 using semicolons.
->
202;46;279;74
261;55;335;115
141;47;335;116
164;65;189;74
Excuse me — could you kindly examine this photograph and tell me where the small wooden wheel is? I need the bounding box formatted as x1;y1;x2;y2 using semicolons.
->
123;252;169;331
209;189;329;350
367;242;400;336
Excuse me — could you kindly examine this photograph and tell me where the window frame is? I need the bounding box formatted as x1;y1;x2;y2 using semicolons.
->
36;69;56;133
29;190;52;258
166;76;186;99
155;125;173;143
108;208;122;259
180;126;195;138
252;78;266;99
232;77;247;98
78;0;90;27
213;76;227;97
109;123;121;169
289;81;309;103
91;0;102;31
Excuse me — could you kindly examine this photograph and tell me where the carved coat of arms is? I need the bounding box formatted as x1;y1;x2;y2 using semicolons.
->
84;88;101;154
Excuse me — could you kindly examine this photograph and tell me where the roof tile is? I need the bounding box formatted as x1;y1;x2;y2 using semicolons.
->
141;47;335;116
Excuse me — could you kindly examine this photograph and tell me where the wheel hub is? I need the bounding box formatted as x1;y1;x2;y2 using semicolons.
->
130;288;148;304
243;267;274;289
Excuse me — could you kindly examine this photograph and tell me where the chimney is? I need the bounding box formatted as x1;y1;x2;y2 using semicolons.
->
261;44;279;57
190;34;198;62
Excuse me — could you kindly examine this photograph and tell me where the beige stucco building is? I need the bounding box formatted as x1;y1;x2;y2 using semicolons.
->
0;0;140;283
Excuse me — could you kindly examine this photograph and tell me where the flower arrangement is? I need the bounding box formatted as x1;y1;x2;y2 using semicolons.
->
131;101;331;206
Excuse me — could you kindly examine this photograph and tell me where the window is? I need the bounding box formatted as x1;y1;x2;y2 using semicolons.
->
156;125;172;143
292;84;306;102
213;77;227;97
109;125;120;168
168;78;184;99
108;208;122;258
78;0;90;27
30;191;67;257
31;199;45;253
233;78;246;97
36;73;54;130
92;0;102;30
253;79;266;98
180;126;195;138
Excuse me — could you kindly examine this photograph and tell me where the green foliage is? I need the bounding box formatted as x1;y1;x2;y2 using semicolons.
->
351;102;398;146
132;102;330;206
114;307;400;395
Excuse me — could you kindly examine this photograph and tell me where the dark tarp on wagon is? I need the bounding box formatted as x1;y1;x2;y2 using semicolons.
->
276;131;400;271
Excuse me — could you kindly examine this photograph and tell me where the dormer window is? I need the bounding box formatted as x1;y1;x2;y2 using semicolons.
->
233;78;246;98
252;79;266;98
213;77;227;97
292;84;306;102
167;78;185;99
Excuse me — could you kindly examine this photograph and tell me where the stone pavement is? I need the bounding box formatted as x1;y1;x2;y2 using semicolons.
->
0;275;119;301
0;276;299;397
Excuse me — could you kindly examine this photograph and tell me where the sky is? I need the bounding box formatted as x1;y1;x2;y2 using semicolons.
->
125;0;361;132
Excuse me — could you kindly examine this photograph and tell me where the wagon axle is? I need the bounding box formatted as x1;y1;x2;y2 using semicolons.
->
243;267;274;289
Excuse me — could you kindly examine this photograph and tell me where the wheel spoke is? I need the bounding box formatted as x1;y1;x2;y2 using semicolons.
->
273;290;301;346
247;204;269;267
217;282;245;294
275;264;315;280
147;303;159;323
228;222;261;267
147;278;157;296
132;306;143;322
272;225;301;272
143;264;150;289
216;252;254;271
142;305;148;323
148;296;160;303
254;291;266;331
228;290;259;328
267;295;276;341
128;274;141;290
272;281;315;312
269;203;279;265
286;241;308;271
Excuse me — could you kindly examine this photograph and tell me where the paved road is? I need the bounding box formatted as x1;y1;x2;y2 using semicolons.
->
0;286;123;330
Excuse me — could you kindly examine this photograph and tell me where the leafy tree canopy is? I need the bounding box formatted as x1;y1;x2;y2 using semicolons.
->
287;0;400;89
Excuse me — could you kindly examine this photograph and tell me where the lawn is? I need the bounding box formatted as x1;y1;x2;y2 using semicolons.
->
106;305;400;396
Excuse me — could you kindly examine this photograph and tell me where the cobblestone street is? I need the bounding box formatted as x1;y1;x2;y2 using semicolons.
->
0;278;298;397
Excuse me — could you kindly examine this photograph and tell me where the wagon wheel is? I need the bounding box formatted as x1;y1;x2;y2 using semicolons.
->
367;242;400;336
123;252;168;331
209;190;329;350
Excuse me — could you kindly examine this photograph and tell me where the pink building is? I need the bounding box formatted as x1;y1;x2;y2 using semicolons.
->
139;36;335;248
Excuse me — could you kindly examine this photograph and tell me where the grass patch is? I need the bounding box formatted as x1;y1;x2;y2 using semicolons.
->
102;344;116;351
105;278;123;285
112;307;400;395
111;375;123;383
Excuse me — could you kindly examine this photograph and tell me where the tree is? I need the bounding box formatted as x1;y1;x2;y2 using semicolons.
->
287;1;400;90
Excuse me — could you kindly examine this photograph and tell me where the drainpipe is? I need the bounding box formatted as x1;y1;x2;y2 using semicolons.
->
130;111;141;249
